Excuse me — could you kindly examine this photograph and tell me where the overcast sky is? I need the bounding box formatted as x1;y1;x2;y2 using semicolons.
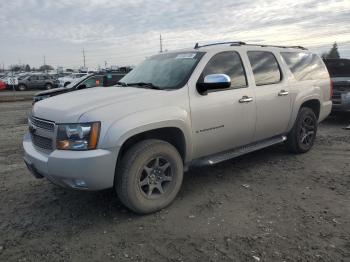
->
0;0;349;69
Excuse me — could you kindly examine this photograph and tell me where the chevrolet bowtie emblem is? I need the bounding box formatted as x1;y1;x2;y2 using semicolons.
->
29;122;37;134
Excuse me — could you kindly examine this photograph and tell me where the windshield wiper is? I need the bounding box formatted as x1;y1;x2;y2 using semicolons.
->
117;81;128;87
126;82;163;90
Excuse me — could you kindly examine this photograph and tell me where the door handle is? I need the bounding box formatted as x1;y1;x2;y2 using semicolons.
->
278;90;289;96
239;96;253;103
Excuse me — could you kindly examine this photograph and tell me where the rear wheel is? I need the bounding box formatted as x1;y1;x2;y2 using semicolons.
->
287;107;318;153
17;84;27;91
116;139;183;214
45;83;53;90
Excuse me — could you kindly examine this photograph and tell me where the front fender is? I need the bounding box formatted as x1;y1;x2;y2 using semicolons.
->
102;106;193;162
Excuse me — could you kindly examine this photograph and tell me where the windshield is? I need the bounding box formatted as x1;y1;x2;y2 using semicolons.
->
324;59;350;77
120;52;204;90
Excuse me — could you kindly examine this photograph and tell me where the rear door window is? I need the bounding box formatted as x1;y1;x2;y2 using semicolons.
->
30;76;39;81
247;51;282;86
281;52;329;80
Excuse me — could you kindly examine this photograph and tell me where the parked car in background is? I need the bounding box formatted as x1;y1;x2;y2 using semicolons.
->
15;74;58;91
24;42;332;214
0;79;6;90
323;58;350;112
57;73;89;87
33;71;129;103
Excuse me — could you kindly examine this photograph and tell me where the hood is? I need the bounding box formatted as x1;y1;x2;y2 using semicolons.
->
35;87;73;97
32;86;166;123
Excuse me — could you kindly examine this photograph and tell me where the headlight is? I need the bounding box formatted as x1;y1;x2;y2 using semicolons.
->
56;122;100;150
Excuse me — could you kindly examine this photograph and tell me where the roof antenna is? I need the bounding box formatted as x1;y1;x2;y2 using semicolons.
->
194;43;199;49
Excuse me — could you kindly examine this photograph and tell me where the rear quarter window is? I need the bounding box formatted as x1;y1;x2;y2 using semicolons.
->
247;51;282;86
281;52;329;81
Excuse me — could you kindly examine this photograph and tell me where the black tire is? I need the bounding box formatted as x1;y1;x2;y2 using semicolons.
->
45;83;53;90
116;139;183;214
17;84;27;91
287;107;318;153
63;82;70;87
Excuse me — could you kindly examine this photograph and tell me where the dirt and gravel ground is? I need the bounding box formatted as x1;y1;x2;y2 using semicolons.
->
0;100;349;262
0;91;37;102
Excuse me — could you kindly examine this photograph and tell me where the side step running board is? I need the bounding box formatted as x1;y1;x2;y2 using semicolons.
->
191;135;287;167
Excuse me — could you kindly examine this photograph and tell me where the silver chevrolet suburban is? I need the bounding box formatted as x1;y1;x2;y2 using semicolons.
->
23;42;332;214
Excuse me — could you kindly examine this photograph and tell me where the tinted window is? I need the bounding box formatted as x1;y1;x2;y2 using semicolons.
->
281;52;329;81
30;76;39;81
104;74;125;86
201;51;247;89
248;51;282;86
323;59;350;78
83;76;103;88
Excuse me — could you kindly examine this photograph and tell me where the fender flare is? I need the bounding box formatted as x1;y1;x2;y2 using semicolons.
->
103;106;193;162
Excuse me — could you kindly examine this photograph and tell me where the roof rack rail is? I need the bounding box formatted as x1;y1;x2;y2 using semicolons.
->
245;44;308;50
193;41;307;50
194;41;246;49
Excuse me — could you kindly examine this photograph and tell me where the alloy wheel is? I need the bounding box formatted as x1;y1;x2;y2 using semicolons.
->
139;156;173;198
300;115;316;146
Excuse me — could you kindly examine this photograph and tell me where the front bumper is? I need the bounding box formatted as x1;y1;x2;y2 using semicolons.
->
332;92;350;112
23;132;118;190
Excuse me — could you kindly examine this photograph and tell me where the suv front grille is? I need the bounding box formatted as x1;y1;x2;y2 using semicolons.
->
29;116;55;151
30;117;55;132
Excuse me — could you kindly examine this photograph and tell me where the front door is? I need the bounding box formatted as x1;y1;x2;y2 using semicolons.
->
246;51;292;141
189;51;257;159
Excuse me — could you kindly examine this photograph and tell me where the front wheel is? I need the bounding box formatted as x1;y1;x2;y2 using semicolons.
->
286;107;318;153
116;139;183;214
45;83;53;90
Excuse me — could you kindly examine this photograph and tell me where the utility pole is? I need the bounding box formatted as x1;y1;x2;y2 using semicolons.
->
43;55;46;73
82;48;86;67
160;34;163;53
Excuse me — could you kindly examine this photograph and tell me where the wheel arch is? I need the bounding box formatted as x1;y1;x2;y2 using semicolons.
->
300;99;321;119
117;127;187;166
287;95;321;132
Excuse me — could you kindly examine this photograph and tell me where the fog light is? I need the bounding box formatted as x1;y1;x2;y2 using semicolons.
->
74;179;87;188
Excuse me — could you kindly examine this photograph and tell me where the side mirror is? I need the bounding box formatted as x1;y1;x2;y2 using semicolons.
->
77;84;86;90
197;74;231;95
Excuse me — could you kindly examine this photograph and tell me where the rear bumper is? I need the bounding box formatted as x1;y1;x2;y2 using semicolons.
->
23;132;118;190
319;100;333;122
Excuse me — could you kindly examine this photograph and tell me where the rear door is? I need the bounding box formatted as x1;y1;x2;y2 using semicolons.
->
247;51;292;141
36;75;46;89
28;75;39;89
